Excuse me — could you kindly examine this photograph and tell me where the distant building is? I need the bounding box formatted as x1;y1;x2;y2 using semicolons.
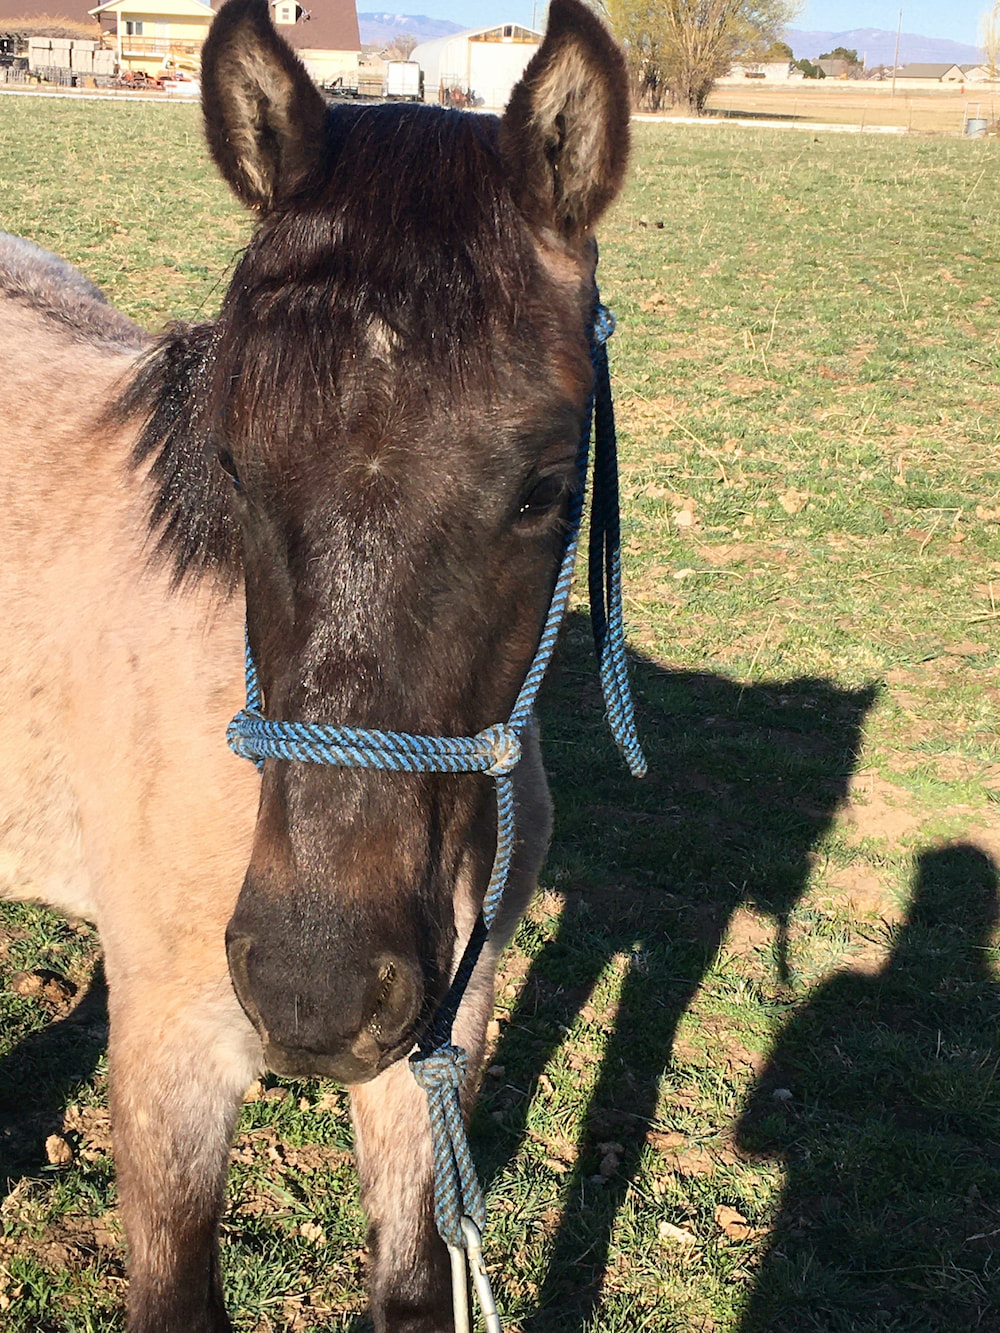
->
894;62;966;83
817;57;852;78
960;64;993;82
268;0;360;87
90;0;213;77
412;22;540;109
86;0;358;80
720;60;797;84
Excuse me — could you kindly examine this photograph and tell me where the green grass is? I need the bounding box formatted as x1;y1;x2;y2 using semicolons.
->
2;102;1000;1332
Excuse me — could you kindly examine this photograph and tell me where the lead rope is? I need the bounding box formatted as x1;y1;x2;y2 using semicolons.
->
228;294;645;1332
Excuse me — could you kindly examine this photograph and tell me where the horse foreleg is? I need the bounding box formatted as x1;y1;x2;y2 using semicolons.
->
108;982;260;1333
350;972;496;1333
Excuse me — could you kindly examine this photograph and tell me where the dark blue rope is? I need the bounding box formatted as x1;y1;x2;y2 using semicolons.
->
588;317;646;779
227;296;645;1250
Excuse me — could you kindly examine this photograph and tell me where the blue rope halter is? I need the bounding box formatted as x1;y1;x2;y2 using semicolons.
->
227;293;645;1253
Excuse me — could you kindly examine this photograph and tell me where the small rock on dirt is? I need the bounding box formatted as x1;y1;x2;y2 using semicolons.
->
45;1133;74;1166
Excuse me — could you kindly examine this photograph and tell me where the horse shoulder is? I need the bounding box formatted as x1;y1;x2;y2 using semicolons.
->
0;257;256;941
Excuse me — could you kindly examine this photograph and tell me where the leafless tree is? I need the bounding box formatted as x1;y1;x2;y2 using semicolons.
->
982;2;1000;80
385;34;417;61
601;0;800;112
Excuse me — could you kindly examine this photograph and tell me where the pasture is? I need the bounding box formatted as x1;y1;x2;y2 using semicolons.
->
702;82;998;135
1;98;999;1332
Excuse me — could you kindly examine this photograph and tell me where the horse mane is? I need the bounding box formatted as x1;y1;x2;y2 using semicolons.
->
116;322;242;589
0;233;146;352
114;102;548;589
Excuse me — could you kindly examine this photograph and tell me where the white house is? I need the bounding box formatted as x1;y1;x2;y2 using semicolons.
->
719;60;799;84
411;22;540;109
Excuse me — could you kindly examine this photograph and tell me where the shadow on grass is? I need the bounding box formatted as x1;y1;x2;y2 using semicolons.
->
736;842;1000;1333
476;612;879;1332
0;959;108;1194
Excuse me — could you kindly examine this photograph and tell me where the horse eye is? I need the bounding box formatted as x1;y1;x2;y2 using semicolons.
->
518;474;567;521
217;447;241;489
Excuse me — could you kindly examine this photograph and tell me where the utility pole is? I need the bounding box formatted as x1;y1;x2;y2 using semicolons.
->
890;7;902;101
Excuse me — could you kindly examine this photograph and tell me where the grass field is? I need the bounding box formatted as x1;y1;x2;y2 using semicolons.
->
1;100;999;1332
700;81;999;135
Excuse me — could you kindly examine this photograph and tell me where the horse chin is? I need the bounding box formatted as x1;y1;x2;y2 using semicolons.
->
262;1036;401;1085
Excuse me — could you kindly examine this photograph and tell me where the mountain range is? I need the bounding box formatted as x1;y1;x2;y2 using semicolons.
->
358;12;463;46
785;27;984;67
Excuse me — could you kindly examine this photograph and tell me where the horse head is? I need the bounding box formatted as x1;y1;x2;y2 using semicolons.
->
131;0;630;1083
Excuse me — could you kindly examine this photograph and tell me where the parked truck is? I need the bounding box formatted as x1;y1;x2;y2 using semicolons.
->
384;61;422;101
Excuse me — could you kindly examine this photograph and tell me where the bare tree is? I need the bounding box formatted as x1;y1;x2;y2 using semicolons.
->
385;34;417;60
603;0;800;112
982;1;1000;79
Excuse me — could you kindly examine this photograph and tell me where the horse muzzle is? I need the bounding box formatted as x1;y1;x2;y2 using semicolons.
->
226;928;424;1084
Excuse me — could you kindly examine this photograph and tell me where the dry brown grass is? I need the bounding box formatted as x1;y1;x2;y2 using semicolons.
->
696;81;1000;135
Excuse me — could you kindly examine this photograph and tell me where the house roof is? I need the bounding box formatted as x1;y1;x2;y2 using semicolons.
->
89;0;212;15
895;62;963;78
272;0;359;53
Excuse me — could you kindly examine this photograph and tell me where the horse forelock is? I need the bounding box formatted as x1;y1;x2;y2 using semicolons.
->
210;104;556;455
117;101;587;594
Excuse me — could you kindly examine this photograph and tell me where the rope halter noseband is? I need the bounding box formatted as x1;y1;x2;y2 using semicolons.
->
227;292;645;1328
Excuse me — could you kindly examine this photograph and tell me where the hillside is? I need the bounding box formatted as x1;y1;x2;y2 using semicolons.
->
357;11;463;46
786;26;984;66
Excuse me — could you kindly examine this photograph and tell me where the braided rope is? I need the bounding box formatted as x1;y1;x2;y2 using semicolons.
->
588;331;647;779
227;296;645;1257
410;1046;487;1243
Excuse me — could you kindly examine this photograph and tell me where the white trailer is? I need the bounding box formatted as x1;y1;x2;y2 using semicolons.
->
384;61;422;101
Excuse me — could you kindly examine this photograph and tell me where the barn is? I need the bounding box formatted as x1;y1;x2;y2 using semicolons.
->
267;0;359;88
411;21;540;109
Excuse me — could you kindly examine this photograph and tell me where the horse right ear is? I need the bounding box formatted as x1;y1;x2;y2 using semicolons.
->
500;0;630;242
200;0;328;211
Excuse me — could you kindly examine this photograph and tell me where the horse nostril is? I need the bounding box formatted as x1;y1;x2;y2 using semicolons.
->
365;953;421;1050
226;932;261;1024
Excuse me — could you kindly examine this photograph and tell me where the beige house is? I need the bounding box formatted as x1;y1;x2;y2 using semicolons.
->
89;0;212;75
88;0;359;80
893;62;966;85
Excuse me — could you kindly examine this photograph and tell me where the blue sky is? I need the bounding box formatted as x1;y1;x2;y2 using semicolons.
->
402;2;987;47
796;1;985;46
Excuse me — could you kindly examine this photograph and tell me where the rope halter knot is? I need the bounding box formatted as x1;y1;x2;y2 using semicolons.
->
479;724;521;777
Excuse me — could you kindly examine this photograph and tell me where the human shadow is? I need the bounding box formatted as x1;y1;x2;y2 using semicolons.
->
735;843;1000;1333
0;958;109;1194
475;612;879;1331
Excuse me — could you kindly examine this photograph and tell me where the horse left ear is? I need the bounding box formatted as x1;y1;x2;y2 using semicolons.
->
200;0;328;211
500;0;630;242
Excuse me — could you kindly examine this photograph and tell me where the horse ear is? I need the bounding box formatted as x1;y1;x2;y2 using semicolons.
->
499;0;630;241
200;0;328;211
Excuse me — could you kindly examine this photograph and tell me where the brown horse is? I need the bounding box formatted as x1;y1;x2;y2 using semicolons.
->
0;0;629;1328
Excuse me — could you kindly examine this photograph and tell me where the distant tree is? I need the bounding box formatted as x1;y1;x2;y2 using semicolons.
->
817;45;859;63
763;38;793;58
602;0;801;112
794;56;823;77
385;34;417;60
982;2;1000;79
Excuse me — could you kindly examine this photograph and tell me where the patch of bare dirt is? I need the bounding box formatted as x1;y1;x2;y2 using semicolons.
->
724;907;774;957
724;374;778;394
842;775;921;843
963;828;1000;866
824;866;903;925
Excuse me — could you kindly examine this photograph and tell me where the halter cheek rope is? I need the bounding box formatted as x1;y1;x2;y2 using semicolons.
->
228;295;645;1332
